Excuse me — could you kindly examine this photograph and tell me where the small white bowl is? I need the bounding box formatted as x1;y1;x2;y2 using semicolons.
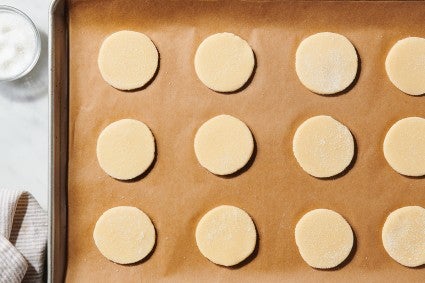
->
0;5;41;82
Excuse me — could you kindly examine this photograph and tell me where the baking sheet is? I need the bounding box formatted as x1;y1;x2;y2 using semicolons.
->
67;0;425;281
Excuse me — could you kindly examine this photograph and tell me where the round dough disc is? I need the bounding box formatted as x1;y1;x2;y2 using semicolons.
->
293;115;355;178
194;114;254;175
98;30;158;90
382;206;425;267
97;119;155;180
383;117;425;177
385;37;425;96
295;209;354;269
194;32;255;92
295;32;358;95
93;206;156;264
195;205;257;266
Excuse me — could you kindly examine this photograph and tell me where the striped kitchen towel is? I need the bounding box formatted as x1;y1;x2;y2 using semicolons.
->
0;189;47;283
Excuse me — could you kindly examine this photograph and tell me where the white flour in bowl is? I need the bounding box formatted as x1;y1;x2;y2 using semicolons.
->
0;10;38;80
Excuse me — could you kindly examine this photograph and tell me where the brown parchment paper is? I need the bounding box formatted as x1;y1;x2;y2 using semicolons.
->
67;0;425;281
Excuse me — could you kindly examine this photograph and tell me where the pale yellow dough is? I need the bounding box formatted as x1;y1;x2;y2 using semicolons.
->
385;37;425;96
382;206;425;267
295;209;354;269
293;115;355;178
195;205;257;266
98;30;158;90
383;117;425;177
93;206;156;265
194;32;255;92
194;114;254;175
295;32;358;95
96;119;155;180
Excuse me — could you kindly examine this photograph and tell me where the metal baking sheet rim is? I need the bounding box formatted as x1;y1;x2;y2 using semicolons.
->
49;0;68;282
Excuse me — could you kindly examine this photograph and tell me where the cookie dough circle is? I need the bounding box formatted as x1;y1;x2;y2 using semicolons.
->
295;209;354;269
97;119;155;180
195;205;257;266
194;114;254;175
385;37;425;96
98;30;158;90
382;206;425;267
194;32;255;92
293;115;355;178
295;32;358;95
93;206;156;264
383;117;425;177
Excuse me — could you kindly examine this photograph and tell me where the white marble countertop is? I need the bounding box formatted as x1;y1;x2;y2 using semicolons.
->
0;0;50;210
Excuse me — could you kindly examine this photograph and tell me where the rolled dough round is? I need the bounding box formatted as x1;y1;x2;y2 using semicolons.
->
295;209;354;269
96;119;155;180
295;32;358;95
93;206;156;265
194;114;254;175
194;32;255;92
382;206;425;267
195;205;257;266
383;117;425;177
293;115;355;178
98;30;158;90
385;37;425;96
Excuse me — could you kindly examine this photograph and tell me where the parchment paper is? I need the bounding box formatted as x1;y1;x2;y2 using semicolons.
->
67;0;425;281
